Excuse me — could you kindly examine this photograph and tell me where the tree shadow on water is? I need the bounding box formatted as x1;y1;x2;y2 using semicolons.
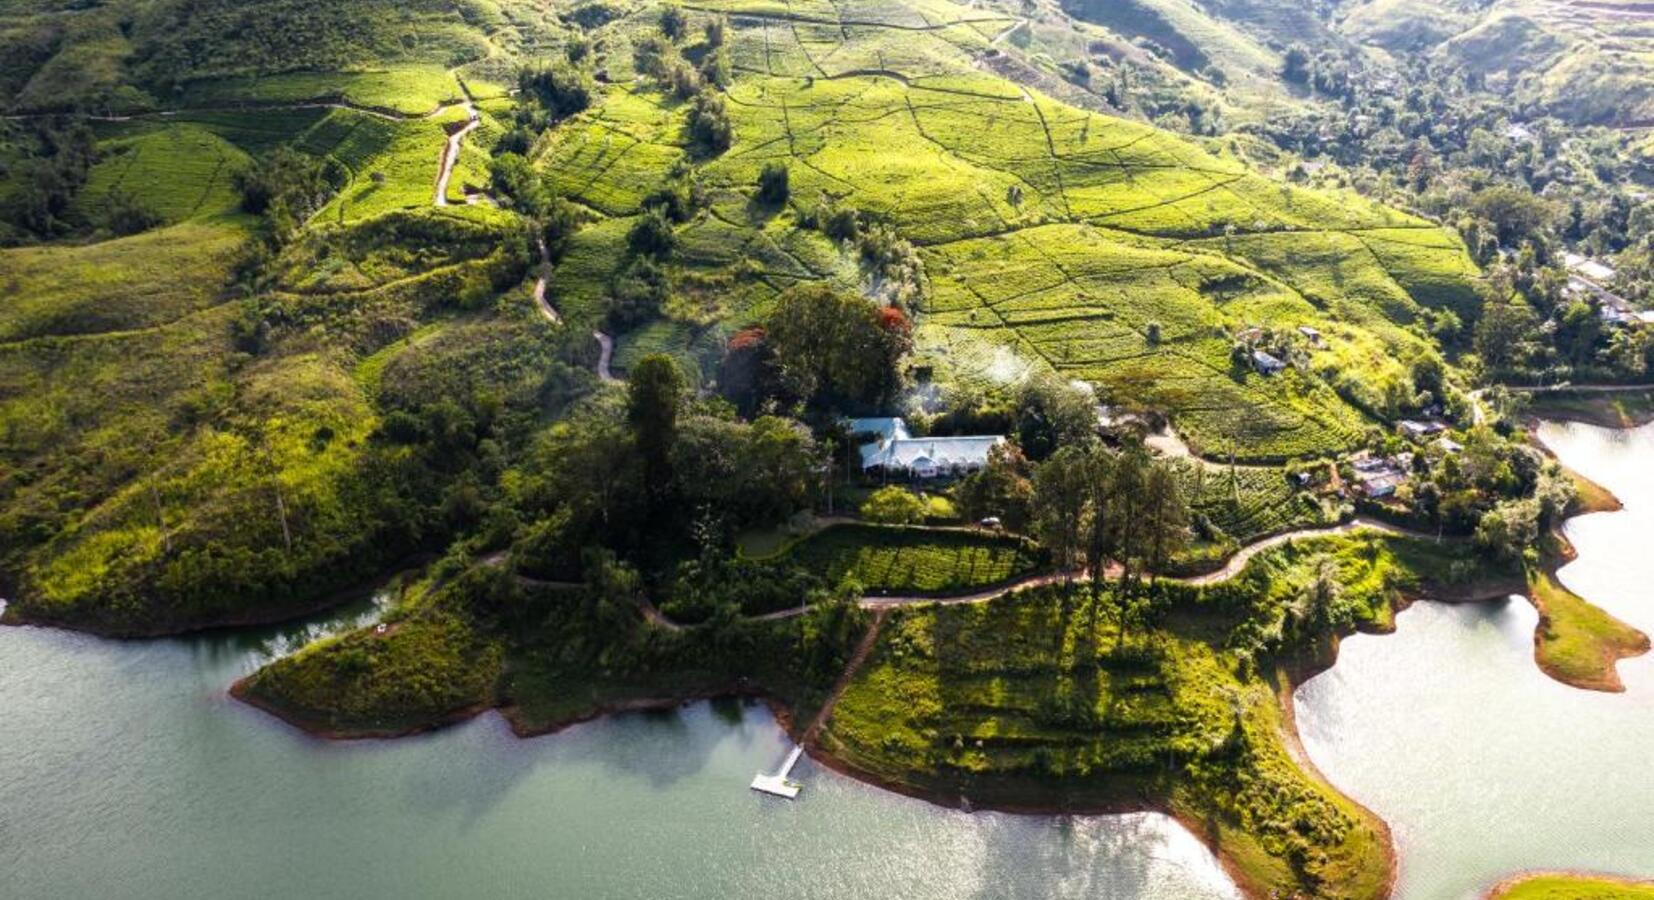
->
968;812;1198;900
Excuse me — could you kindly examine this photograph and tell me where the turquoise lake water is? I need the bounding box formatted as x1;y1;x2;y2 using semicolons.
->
1295;420;1654;898
7;418;1650;899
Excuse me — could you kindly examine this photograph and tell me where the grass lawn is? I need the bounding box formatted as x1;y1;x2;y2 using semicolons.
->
1528;567;1650;692
1182;462;1333;538
0;217;251;342
1491;873;1654;900
505;15;1483;446
237;567;505;736
75;123;249;224
783;524;1046;594
1568;468;1622;516
312;111;459;223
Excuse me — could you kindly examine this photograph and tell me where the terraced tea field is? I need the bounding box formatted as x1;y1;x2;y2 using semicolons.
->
781;524;1046;593
536;0;1482;459
176;64;464;118
72;123;248;224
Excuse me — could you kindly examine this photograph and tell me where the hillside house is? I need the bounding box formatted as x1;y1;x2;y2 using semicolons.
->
1397;419;1447;441
1252;349;1286;376
847;417;1004;480
1351;455;1408;499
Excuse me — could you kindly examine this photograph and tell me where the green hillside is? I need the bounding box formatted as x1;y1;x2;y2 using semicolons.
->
10;3;1626;898
0;0;1485;624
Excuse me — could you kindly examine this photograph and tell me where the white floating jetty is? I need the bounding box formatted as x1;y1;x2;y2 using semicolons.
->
750;745;805;799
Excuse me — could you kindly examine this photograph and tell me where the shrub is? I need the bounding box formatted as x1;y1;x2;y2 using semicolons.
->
641;180;695;223
660;5;687;40
101;189;163;236
861;487;927;525
627;206;677;257
667;61;702;100
608;257;670;329
688;90;732;153
757;162;790;205
518;63;592;121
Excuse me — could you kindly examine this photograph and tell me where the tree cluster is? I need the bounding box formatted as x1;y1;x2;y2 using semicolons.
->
756;283;910;411
1032;445;1188;597
509;355;824;580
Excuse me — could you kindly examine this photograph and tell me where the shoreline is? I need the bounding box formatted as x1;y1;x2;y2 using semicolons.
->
27;420;1652;899
0;557;426;641
1520;389;1654;431
228;676;495;741
1486;870;1654;898
230;664;1279;898
221;539;1544;900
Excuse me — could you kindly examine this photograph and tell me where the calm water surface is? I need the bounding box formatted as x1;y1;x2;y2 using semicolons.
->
1296;420;1654;899
0;594;1236;899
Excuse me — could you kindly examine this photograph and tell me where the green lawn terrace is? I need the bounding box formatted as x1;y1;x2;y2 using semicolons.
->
1169;458;1340;571
174;65;467;118
778;523;1047;595
812;529;1512;896
536;0;1483;459
680;0;1018;45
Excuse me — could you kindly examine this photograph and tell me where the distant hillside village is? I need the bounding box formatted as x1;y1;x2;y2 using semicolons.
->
1565;253;1654;328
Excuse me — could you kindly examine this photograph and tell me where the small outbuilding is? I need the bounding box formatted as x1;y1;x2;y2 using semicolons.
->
1251;349;1286;376
1397;419;1447;440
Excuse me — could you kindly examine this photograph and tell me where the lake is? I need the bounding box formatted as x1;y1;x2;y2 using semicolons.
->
0;596;1236;900
1295;419;1654;898
9;418;1650;900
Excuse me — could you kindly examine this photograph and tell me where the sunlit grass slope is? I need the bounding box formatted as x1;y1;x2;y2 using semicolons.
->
541;3;1481;460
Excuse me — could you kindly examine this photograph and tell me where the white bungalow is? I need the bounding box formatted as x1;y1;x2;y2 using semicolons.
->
848;417;1004;479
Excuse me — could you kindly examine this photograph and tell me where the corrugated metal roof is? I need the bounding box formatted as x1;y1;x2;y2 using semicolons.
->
862;436;1003;471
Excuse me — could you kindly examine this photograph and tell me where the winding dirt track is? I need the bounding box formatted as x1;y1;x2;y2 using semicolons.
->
743;517;1438;625
433;99;479;207
594;331;618;382
530;236;561;324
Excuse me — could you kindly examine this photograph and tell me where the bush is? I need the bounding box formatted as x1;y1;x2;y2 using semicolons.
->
627;206;677;257
518;63;592;121
101;189;163;236
861;486;927;525
608;257;670;329
757;162;790;205
660;5;687;40
688;90;733;153
641;180;695;223
667;61;702;99
513;507;585;581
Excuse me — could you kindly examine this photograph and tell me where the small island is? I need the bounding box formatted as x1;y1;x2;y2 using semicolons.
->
1491;873;1654;900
